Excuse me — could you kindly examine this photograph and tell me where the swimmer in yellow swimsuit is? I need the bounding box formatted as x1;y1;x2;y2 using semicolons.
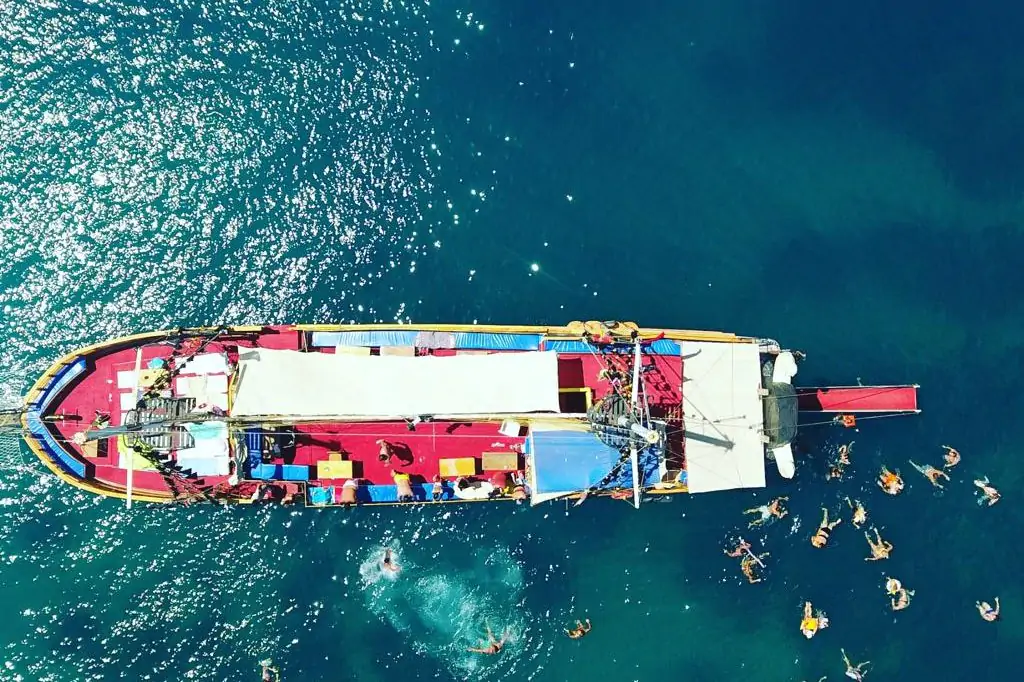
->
800;601;830;639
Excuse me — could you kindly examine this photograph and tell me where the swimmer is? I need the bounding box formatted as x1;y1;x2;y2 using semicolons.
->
877;466;904;495
941;445;961;469
260;660;280;682
845;497;867;528
566;618;592;639
740;551;770;584
976;597;1000;622
811;507;842;548
864;527;893;561
724;538;753;558
381;548;400;573
468;623;507;654
800;601;830;639
826;443;852;480
909;460;950;489
743;496;788;527
973;477;1001;506
841;649;870;681
885;578;913;611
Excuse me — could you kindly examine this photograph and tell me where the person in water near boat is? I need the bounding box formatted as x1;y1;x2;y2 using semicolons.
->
845;497;868;529
260;660;280;682
566;618;592;639
740;551;769;584
973;477;1001;506
941;445;961;469
976;597;1000;622
864;527;893;561
909;460;950;489
381;548;400;574
467;623;507;654
885;577;914;611
877;466;904;495
811;508;842;549
743;496;788;527
827;442;853;481
841;649;870;681
800;601;830;639
724;538;753;558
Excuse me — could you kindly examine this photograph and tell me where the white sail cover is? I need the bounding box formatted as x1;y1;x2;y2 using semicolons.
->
681;341;767;493
231;348;561;417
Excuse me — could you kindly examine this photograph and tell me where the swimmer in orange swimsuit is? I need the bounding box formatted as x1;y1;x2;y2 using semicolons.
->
566;618;592;639
877;466;904;495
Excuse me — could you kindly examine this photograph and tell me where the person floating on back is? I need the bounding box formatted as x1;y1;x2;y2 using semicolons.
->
811;507;842;549
845;497;868;528
974;477;1001;506
976;597;1000;622
800;601;830;639
743;496;788;527
877;466;904;495
566;618;592;639
909;460;950;489
864;527;893;561
885;577;913;611
841;648;870;681
827;442;853;481
260;660;281;682
467;623;507;654
941;445;961;469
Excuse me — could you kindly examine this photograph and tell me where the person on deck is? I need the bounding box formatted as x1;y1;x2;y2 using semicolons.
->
877;466;904;495
800;601;829;639
845;497;868;529
841;649;870;681
743;496;788;527
942;445;961;469
392;470;414;502
467;624;507;654
431;474;444;502
340;478;360;505
376;439;396;463
864;527;893;561
566;618;592;639
811;508;842;549
976;597;1000;622
974;477;1001;506
909;460;950;489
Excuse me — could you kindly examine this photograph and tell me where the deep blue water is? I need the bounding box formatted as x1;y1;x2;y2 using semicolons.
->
1;1;1022;680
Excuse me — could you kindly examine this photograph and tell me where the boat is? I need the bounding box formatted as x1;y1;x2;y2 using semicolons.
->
17;321;920;508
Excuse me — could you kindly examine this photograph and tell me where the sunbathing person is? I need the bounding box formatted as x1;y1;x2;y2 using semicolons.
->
974;477;1001;506
811;508;842;548
976;597;1000;622
467;623;507;654
566;618;592;639
841;649;870;681
376;439;395;463
864;527;893;561
877;466;904;495
391;470;414;502
845;497;867;528
743;496;788;527
800;601;830;639
942;445;961;469
909;460;950;489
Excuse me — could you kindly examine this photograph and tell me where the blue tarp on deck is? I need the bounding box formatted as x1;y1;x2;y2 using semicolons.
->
531;429;624;494
530;428;663;494
542;339;681;355
310;330;542;350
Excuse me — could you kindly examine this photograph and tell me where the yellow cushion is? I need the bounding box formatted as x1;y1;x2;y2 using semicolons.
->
317;460;353;479
439;457;476;477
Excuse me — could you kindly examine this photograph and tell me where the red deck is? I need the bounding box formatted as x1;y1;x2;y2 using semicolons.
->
796;385;919;413
41;326;686;500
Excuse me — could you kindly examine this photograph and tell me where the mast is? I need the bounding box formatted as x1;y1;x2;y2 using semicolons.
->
629;339;642;509
125;347;142;510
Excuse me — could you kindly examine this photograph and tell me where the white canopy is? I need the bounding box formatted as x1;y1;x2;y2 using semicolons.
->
681;341;767;494
231;348;562;417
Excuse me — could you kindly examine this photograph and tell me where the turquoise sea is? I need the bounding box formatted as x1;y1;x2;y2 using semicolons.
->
1;1;1021;680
